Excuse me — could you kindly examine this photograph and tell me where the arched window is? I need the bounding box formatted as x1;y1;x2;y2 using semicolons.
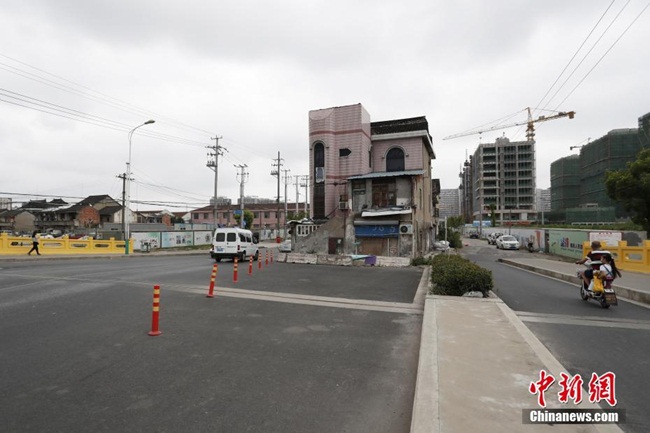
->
313;142;325;218
314;142;325;183
386;147;405;172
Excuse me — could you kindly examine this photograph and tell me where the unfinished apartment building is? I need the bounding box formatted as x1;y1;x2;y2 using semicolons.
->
463;136;537;224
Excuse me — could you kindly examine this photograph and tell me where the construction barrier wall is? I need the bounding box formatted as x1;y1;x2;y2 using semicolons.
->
0;233;130;255
582;240;650;275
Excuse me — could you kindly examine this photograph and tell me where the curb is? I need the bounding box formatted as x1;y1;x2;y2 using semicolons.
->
410;289;625;433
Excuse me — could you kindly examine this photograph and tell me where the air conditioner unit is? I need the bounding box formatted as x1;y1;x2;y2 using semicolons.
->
399;223;413;234
339;201;348;210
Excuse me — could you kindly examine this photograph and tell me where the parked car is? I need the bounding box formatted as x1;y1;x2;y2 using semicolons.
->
278;240;292;253
469;232;479;239
433;240;450;251
487;232;504;245
496;235;520;250
210;227;259;262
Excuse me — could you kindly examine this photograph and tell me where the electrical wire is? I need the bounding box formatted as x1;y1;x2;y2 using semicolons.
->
543;0;632;111
534;0;617;115
553;2;650;110
0;53;216;137
0;53;284;169
0;88;209;147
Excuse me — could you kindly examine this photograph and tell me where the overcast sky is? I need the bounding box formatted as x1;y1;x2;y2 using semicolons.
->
1;0;648;212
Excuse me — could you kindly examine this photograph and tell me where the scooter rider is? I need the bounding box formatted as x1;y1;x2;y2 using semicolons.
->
576;240;606;289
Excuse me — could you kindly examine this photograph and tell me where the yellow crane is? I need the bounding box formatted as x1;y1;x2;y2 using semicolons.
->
443;107;575;142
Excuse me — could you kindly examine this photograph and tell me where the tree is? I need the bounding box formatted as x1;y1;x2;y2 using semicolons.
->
605;148;650;233
440;215;464;249
446;215;465;230
234;210;254;229
287;210;308;221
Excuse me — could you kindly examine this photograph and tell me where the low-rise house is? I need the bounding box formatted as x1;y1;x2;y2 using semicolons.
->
136;210;173;226
0;209;36;234
26;195;122;234
189;202;307;231
301;103;438;258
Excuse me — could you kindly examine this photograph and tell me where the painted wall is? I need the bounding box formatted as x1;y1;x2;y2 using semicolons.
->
132;231;212;251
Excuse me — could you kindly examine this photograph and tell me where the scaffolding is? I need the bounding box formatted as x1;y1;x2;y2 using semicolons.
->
579;129;643;217
550;155;580;212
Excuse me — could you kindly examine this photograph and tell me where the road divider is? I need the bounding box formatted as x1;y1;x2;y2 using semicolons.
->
148;285;162;336
207;264;218;298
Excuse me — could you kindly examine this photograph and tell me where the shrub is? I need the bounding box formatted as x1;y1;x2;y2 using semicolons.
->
412;256;433;266
448;231;462;249
429;254;493;297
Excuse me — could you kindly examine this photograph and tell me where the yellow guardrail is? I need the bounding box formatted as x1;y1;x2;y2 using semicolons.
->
582;240;650;274
0;233;132;255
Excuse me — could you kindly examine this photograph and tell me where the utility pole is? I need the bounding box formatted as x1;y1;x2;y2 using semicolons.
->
116;172;130;241
235;164;249;227
294;175;301;215
207;136;224;229
271;152;283;239
300;175;309;216
282;168;291;224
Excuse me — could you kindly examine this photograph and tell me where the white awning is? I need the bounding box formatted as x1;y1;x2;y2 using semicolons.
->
361;208;413;217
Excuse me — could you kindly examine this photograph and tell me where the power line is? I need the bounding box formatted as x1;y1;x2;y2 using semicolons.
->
543;0;632;111
534;0;617;115
554;2;650;110
0;52;282;162
0;88;208;147
0;52;215;137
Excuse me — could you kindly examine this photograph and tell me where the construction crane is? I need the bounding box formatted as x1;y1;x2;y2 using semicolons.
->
443;107;575;142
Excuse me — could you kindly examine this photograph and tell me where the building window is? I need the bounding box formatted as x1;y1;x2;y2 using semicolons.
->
314;142;325;183
386;147;405;172
203;213;209;219
192;213;199;220
372;179;397;207
264;212;270;219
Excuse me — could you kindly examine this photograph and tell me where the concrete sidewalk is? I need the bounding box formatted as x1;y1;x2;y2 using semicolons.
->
411;295;624;433
500;257;650;306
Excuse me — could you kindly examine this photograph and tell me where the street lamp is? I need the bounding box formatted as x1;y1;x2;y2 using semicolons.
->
124;119;155;254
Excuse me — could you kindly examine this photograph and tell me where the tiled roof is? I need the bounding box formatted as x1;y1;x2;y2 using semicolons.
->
78;195;113;205
99;206;123;215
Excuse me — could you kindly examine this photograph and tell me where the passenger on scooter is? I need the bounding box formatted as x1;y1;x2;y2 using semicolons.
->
595;253;622;290
575;241;607;289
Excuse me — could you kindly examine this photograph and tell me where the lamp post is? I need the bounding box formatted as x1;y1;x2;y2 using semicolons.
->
124;120;155;254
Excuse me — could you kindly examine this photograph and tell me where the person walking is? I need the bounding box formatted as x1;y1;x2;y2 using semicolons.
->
27;231;41;255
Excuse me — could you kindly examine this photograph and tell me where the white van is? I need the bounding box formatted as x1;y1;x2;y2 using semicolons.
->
210;227;259;262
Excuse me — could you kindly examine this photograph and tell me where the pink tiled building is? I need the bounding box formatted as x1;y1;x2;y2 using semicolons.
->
306;103;439;258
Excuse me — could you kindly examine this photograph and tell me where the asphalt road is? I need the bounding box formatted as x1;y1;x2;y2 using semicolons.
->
462;239;650;433
0;256;424;433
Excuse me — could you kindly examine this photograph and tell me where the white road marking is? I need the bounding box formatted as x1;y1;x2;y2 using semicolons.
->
515;310;650;331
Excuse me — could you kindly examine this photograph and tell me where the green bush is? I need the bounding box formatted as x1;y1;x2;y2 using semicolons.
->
411;256;433;266
429;254;493;297
448;231;462;249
